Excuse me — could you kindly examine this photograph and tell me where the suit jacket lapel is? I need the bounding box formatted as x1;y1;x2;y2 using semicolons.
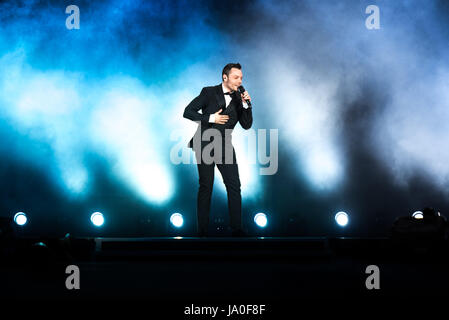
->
214;84;226;111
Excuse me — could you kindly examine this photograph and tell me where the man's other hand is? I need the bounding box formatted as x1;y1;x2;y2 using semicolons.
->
214;109;229;124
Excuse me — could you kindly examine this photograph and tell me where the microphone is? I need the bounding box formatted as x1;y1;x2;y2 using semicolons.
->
238;85;251;107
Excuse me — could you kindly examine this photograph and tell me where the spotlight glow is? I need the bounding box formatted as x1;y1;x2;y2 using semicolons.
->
14;212;28;226
90;88;174;205
170;213;184;228
254;213;268;228
335;211;349;227
412;211;424;219
90;212;105;227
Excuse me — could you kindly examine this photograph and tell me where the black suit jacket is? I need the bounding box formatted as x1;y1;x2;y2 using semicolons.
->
183;84;253;149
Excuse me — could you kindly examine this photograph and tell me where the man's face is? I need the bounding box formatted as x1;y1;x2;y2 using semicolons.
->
223;68;243;92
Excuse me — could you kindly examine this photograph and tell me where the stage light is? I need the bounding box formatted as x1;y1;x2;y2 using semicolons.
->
412;211;424;219
90;212;105;227
14;212;28;226
335;211;349;227
254;213;268;228
170;213;184;228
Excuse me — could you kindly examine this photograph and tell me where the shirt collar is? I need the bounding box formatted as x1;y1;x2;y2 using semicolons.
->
222;83;234;95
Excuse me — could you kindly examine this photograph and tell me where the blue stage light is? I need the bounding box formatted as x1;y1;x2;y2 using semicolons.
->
335;211;349;227
90;212;105;227
254;213;268;228
170;213;184;228
14;212;28;226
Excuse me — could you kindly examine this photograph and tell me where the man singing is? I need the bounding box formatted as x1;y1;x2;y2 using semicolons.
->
183;63;253;237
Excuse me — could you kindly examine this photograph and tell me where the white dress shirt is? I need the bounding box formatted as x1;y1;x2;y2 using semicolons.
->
209;83;249;123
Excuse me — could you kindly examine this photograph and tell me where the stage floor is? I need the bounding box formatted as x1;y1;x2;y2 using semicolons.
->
1;236;448;312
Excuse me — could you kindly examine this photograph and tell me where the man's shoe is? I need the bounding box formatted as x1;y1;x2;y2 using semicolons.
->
198;230;207;237
231;229;247;237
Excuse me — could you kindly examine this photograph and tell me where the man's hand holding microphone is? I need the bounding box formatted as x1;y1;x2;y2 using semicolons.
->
214;86;251;124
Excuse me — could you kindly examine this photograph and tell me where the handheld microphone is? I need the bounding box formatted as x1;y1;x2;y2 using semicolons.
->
238;85;251;107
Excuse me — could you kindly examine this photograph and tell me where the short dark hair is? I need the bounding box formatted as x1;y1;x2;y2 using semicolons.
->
222;63;241;81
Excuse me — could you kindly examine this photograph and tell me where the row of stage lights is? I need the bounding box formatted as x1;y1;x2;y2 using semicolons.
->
12;210;442;230
13;211;270;228
13;211;351;229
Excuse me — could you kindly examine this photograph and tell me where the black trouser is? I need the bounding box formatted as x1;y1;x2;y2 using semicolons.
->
195;147;242;233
